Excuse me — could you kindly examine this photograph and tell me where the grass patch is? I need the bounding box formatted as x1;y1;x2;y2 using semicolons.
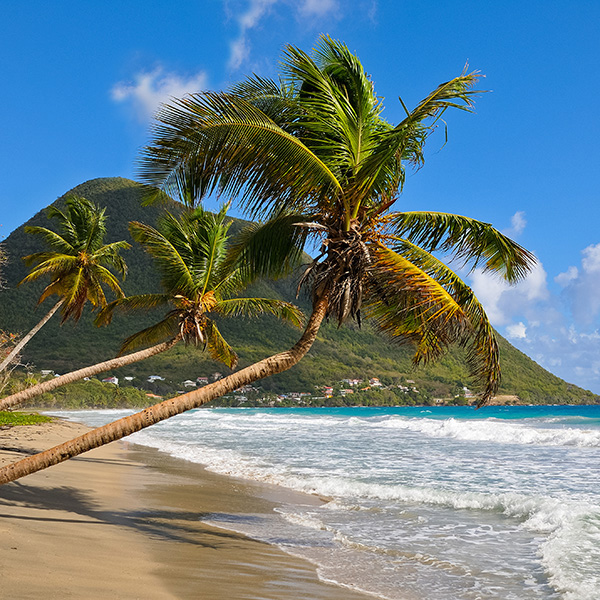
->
0;411;52;426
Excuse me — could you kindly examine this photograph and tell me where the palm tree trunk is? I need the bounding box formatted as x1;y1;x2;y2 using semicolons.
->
0;337;181;412
0;296;328;486
0;299;64;374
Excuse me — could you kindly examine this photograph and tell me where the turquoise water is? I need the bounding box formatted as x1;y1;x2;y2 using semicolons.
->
54;405;600;599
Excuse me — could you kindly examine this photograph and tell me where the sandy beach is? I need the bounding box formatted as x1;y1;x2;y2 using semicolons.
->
0;418;372;600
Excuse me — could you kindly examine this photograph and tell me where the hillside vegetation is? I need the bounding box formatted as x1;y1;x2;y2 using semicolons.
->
0;177;597;405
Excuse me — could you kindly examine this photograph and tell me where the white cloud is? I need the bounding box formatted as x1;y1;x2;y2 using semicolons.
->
225;0;340;70
503;210;527;237
227;0;278;70
467;242;600;394
515;325;600;393
555;243;600;325
555;265;578;287
111;68;208;121
468;259;549;326
582;242;600;273
299;0;339;17
506;321;527;340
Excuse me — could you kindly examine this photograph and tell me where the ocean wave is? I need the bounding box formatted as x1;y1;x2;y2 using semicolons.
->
377;417;600;447
129;428;599;529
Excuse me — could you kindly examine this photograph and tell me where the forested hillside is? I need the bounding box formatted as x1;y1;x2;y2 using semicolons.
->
1;177;597;404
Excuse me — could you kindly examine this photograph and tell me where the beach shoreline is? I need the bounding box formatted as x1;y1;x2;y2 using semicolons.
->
0;418;373;600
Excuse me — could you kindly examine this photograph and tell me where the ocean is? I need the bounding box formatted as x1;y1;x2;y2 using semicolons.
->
51;405;600;600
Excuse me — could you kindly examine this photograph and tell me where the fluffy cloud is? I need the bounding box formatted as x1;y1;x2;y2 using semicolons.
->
503;210;527;237
506;321;527;340
466;241;600;393
555;265;578;288
227;0;279;70
111;68;208;121
226;0;339;70
468;259;549;326
298;0;339;17
555;243;600;325
582;243;600;273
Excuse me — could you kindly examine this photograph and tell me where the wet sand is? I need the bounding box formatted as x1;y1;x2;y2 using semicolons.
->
0;419;373;599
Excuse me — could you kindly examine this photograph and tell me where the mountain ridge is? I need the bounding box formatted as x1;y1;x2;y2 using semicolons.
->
1;177;597;405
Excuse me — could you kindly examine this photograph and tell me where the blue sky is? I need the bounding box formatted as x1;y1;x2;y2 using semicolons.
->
1;1;600;392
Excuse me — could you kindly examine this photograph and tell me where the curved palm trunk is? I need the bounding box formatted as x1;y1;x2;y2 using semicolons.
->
0;337;181;412
0;299;64;374
0;297;328;486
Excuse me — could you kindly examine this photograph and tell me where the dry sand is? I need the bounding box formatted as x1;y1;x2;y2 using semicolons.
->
0;419;373;600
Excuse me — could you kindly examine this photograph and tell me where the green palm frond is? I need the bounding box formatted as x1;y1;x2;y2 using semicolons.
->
228;74;298;125
46;196;108;252
216;297;304;329
204;319;238;369
95;294;172;327
284;37;383;169
20;196;129;324
20;255;78;283
119;314;180;355
138;91;342;215
92;241;132;277
223;213;309;286
355;71;481;201
390;211;536;283
22;226;74;255
129;220;198;297
88;265;128;300
388;239;500;404
187;205;232;295
365;245;467;363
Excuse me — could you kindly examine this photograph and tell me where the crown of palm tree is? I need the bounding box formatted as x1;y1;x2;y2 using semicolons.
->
96;206;303;369
138;36;536;404
21;196;130;322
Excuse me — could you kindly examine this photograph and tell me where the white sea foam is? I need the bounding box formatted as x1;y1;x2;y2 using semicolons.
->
50;407;600;599
377;416;600;447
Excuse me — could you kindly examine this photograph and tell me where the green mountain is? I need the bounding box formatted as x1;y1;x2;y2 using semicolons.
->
1;177;597;405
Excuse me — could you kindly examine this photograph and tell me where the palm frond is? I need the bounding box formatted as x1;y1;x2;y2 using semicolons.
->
22;226;74;255
92;241;132;277
365;245;467;365
20;255;78;283
228;74;298;125
129;220;198;297
390;211;536;283
223;213;309;287
138;91;342;216
216;297;305;328
87;265;127;300
119;315;179;355
95;293;172;327
355;70;483;199
204;319;238;369
386;239;501;404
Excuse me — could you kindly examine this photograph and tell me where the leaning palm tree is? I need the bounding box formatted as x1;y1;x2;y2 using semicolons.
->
0;37;535;485
0;196;130;374
0;206;302;411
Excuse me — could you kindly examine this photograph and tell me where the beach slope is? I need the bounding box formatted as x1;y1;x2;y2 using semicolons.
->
0;419;371;600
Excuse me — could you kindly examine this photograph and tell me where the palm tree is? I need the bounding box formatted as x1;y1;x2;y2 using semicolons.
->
0;37;535;485
0;196;130;374
0;206;302;411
